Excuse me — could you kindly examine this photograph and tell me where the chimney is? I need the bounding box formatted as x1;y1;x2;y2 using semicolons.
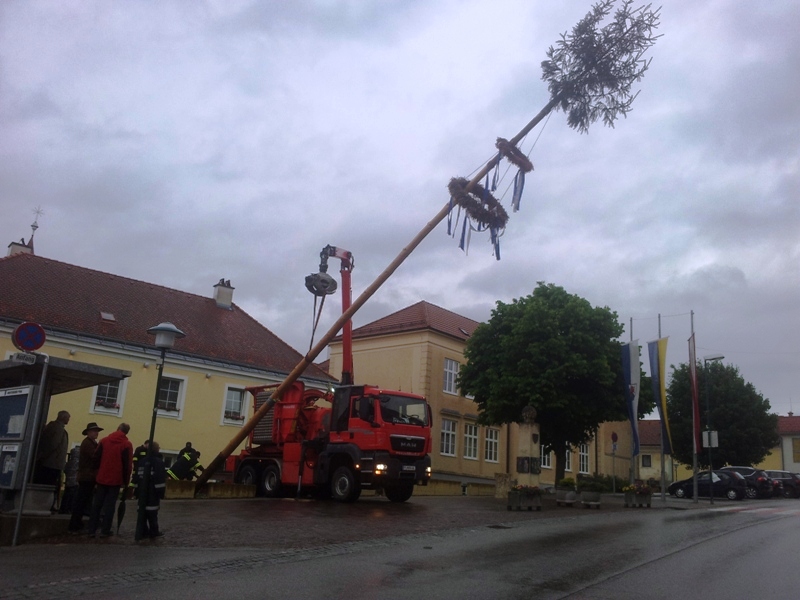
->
213;279;234;309
7;238;33;257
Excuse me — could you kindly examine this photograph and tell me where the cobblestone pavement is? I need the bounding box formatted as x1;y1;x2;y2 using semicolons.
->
1;493;695;599
30;491;684;549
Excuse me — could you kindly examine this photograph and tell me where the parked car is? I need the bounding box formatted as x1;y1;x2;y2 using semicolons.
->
667;470;746;500
720;466;773;499
765;470;800;498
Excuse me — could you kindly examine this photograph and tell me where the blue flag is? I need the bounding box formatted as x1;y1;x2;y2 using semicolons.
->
622;341;641;456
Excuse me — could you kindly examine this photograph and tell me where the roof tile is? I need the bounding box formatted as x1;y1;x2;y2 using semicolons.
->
0;253;331;381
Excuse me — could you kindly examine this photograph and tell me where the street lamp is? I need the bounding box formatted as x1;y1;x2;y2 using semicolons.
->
703;353;724;505
135;322;185;542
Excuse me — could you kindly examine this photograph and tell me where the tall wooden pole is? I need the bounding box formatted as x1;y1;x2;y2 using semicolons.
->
195;97;562;491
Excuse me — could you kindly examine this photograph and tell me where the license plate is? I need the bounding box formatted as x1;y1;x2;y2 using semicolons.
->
402;465;416;472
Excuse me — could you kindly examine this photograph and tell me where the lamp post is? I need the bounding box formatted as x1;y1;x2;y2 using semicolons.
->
703;353;724;505
135;322;185;542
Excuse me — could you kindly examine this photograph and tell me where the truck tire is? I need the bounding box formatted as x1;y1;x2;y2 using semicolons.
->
262;464;282;498
238;465;261;496
384;484;414;503
331;466;360;502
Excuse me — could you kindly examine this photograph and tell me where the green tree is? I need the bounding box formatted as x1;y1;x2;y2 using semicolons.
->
666;362;779;469
459;283;653;483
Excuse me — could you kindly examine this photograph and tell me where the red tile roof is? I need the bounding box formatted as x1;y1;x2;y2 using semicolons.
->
638;420;662;446
350;301;480;342
778;415;800;435
0;253;332;381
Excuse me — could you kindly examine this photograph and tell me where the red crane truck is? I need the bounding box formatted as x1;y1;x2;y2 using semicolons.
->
225;245;432;502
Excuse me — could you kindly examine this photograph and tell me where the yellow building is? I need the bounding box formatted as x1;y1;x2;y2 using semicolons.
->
0;243;333;470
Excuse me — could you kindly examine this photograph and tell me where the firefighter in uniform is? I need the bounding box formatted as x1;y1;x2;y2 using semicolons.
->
129;440;149;497
166;444;204;481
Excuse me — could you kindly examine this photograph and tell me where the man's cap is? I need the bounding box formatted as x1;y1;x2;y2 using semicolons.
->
82;422;104;435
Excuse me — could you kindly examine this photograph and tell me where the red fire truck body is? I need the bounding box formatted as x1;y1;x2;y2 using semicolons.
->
224;246;432;502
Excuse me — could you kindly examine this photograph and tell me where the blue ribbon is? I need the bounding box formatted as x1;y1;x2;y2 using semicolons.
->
447;195;454;235
512;170;525;212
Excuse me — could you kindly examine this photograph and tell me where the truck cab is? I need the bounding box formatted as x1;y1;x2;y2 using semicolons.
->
320;385;432;502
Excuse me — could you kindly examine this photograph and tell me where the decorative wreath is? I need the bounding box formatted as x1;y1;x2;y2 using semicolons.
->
495;138;534;173
448;177;509;230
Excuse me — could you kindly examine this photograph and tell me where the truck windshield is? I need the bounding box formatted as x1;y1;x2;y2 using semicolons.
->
377;394;428;426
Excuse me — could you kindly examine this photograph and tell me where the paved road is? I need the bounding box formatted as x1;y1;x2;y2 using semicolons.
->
1;492;754;599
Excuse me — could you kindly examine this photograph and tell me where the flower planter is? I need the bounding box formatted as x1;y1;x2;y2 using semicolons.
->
625;492;653;508
555;487;577;507
624;492;652;508
580;490;602;509
507;490;542;511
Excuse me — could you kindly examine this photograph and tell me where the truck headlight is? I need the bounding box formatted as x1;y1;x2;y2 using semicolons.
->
375;463;388;474
425;466;432;477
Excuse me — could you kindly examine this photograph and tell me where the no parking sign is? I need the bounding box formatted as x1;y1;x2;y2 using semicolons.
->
11;322;46;352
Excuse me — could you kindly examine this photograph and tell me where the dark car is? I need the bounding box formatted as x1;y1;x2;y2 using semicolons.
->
667;470;746;501
765;470;800;498
720;466;773;499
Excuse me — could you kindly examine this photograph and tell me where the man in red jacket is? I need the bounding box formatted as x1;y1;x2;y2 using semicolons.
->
87;423;133;538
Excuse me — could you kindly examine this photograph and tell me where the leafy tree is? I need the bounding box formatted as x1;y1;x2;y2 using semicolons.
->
459;283;653;483
666;362;779;469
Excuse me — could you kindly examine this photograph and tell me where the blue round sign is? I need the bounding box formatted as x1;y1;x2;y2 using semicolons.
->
12;322;46;352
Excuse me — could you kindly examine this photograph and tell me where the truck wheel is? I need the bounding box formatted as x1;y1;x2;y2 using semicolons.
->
262;464;282;498
331;466;359;502
238;465;261;496
385;484;414;503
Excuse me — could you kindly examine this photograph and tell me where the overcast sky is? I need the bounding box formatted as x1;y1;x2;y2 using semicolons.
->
2;1;798;417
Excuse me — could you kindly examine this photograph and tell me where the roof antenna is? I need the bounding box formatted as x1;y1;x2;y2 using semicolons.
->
30;206;43;241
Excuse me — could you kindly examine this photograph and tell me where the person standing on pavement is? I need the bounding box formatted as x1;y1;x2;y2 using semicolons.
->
87;423;133;538
139;441;167;539
129;439;149;498
68;422;103;533
34;410;70;511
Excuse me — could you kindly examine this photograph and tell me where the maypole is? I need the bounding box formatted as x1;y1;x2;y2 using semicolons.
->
195;0;661;491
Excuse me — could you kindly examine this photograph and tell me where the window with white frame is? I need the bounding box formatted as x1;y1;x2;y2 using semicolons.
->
579;443;590;474
93;379;124;414
540;447;551;469
484;428;499;463
223;386;246;423
156;375;186;418
443;358;459;395
464;423;478;460
440;418;456;456
564;448;572;472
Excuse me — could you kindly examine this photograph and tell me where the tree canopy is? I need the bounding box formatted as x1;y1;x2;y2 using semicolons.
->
666;361;779;469
459;282;653;482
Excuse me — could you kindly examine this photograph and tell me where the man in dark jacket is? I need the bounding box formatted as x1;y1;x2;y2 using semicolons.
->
68;422;103;532
139;441;167;539
34;410;70;511
87;423;133;538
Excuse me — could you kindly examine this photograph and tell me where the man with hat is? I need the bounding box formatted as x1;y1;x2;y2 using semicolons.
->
68;422;103;533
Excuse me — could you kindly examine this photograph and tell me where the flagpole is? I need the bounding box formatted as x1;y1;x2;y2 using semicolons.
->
691;311;698;503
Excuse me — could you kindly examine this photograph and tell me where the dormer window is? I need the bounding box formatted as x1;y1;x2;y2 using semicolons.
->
100;312;116;322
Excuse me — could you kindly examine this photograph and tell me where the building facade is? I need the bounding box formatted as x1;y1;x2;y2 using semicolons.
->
0;245;333;470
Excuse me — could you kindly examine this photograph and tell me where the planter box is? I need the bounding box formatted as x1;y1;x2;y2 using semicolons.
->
624;492;652;508
507;490;542;511
580;490;602;509
555;488;577;507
